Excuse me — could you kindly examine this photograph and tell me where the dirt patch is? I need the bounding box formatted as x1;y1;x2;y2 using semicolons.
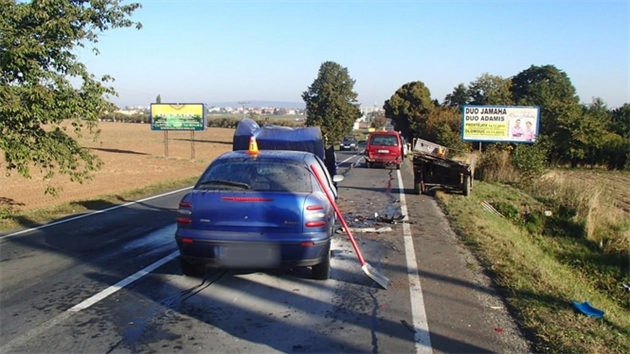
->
0;122;234;211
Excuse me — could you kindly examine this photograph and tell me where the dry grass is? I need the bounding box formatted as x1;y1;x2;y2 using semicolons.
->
0;122;234;211
534;170;630;253
475;149;520;183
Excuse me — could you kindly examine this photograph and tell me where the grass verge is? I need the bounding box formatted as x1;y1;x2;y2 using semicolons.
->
436;181;630;354
0;176;199;233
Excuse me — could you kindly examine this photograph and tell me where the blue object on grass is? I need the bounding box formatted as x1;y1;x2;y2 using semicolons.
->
572;301;605;318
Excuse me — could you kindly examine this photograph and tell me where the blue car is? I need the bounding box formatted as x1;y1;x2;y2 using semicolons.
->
175;150;342;280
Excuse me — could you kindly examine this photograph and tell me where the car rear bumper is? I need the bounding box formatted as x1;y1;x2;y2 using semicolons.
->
175;232;331;267
365;155;402;165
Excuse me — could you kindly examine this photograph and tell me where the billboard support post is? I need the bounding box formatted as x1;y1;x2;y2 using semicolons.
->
190;131;195;160
163;131;169;158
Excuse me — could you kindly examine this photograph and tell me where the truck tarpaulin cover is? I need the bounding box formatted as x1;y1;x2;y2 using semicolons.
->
233;119;325;160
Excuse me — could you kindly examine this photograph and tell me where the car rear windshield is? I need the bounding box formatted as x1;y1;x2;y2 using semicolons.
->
370;135;398;146
196;160;312;193
343;137;356;142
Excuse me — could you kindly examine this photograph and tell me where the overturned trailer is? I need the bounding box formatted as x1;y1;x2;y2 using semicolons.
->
412;138;475;196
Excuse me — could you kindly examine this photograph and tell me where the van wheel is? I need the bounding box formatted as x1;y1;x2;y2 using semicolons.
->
181;257;205;276
312;252;330;280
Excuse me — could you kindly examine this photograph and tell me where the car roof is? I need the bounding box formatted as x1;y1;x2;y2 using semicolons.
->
216;150;312;164
369;131;399;136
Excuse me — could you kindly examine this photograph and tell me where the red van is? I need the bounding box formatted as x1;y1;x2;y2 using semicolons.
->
364;131;404;169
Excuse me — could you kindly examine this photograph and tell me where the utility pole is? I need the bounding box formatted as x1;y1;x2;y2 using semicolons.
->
238;101;250;120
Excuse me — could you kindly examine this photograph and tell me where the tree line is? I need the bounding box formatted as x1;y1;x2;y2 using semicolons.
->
383;67;629;170
302;62;629;170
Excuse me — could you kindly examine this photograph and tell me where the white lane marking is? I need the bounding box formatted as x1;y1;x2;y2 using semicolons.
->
69;251;179;312
2;250;179;352
338;151;363;164
397;169;433;354
0;186;193;240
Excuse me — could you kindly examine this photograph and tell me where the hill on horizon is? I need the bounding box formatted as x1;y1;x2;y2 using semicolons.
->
210;101;305;109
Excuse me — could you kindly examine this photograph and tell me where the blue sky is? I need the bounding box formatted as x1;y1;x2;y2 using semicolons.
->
79;0;630;108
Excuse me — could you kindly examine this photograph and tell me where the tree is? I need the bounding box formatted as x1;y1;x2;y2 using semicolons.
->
610;103;630;138
156;94;162;103
383;81;435;141
467;73;513;106
510;65;582;165
443;83;469;109
302;61;361;144
373;111;387;129
0;0;141;194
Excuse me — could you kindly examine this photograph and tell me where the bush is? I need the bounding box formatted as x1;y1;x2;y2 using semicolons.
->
476;146;519;183
511;142;548;182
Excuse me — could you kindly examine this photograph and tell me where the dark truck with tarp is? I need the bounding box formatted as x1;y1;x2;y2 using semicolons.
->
232;119;337;177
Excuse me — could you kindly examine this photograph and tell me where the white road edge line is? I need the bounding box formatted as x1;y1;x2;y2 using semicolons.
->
2;250;180;352
397;169;433;354
0;186;193;240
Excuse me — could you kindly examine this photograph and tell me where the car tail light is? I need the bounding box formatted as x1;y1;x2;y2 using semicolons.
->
176;217;192;225
300;241;314;247
304;204;327;228
181;238;194;243
221;197;273;202
305;221;326;228
179;202;192;208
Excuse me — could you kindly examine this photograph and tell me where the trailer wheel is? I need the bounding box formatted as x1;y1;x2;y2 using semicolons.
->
463;175;471;197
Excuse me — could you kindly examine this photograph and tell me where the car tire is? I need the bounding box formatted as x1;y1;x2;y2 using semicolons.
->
396;163;401;170
312;251;330;280
366;161;372;168
180;257;205;276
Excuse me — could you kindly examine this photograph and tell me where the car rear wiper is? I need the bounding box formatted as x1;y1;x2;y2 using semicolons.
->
196;180;251;189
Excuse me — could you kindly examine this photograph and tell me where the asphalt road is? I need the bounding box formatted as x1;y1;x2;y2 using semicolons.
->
0;148;531;354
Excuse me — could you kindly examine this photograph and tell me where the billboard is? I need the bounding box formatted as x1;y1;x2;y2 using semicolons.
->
150;103;206;131
461;105;540;143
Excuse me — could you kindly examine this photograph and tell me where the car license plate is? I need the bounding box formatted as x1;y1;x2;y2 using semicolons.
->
221;245;279;267
377;149;389;153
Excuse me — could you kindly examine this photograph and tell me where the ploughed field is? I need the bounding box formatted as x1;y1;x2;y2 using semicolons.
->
0;122;234;211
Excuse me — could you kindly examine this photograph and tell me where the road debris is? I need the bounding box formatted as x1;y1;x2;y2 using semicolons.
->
481;201;504;218
401;320;416;333
337;227;393;234
572;301;605;318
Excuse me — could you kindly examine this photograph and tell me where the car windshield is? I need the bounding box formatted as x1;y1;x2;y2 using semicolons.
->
196;160;312;193
370;135;398;146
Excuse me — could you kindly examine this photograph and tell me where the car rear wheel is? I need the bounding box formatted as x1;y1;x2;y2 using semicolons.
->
180;257;205;276
312;251;330;280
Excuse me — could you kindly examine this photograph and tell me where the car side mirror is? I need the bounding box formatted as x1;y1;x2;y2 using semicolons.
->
333;175;344;183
